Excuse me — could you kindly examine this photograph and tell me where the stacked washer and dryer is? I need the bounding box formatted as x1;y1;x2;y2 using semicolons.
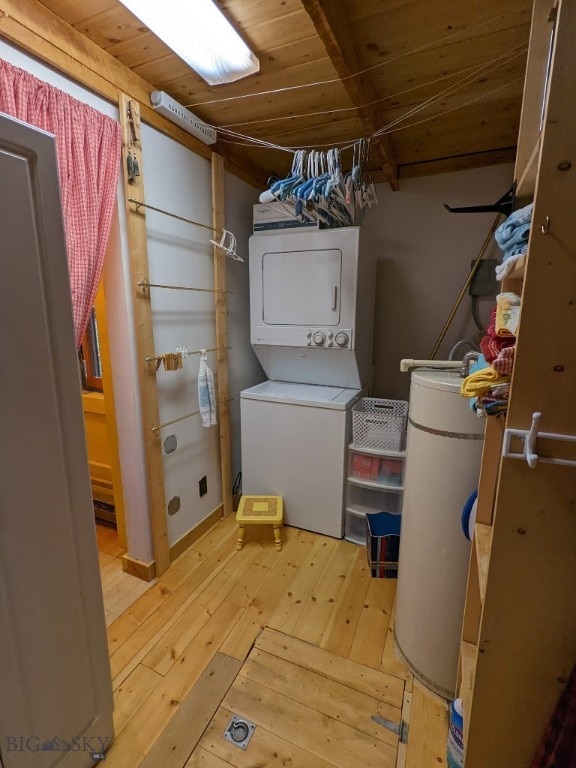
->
240;227;376;538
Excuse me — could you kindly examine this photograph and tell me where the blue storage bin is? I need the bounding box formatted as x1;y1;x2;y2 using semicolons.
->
365;511;401;578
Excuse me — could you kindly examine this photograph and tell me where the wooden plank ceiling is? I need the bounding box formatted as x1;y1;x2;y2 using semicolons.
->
38;0;532;188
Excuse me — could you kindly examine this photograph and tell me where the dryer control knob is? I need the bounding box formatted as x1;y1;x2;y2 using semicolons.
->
306;330;312;338
335;332;349;347
313;331;326;345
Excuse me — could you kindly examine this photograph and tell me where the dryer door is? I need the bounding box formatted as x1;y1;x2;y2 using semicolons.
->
262;247;342;325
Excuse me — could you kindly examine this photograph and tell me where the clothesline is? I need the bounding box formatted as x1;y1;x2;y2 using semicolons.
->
128;198;242;261
138;279;233;295
146;345;230;372
151;397;233;432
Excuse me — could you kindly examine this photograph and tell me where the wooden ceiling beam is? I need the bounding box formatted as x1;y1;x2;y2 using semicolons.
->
299;0;399;190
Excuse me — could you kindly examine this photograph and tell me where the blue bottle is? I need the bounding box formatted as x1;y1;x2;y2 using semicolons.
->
447;698;464;768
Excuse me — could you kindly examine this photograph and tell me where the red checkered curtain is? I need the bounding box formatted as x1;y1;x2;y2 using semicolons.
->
0;59;121;347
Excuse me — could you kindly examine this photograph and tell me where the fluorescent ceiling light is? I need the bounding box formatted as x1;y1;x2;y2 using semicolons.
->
118;0;259;85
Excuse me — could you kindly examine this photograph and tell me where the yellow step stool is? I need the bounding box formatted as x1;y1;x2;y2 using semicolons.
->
236;495;283;551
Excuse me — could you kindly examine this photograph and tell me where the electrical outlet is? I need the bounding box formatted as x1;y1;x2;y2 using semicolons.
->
199;476;207;497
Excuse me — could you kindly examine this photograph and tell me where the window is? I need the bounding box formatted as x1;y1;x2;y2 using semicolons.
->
79;308;102;391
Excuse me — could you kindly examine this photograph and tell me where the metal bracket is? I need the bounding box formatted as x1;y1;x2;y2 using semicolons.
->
223;715;256;750
503;411;576;469
371;715;409;744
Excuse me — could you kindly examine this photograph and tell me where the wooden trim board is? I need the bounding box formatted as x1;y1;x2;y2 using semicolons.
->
118;93;170;576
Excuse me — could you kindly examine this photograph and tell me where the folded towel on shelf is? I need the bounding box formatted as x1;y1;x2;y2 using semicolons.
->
495;203;533;255
461;366;510;398
495;254;525;281
492;345;516;377
481;307;516;363
496;292;521;337
494;203;533;279
198;350;217;428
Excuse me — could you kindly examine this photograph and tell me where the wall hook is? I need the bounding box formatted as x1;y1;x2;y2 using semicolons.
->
503;412;576;469
541;216;550;234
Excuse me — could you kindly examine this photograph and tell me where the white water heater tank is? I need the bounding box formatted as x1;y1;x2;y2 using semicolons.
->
394;368;485;699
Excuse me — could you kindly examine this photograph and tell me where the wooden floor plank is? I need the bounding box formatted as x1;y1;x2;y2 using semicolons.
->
105;571;155;617
292;539;357;646
140;602;211;676
256;627;404;707
223;676;397;768
113;664;163;736
185;747;231;768
194;543;263;610
404;681;448;768
105;601;243;768
268;536;338;635
349;576;396;669
320;547;372;658
109;548;238;687
381;604;411;682
106;612;141;657
139;653;241;768
224;527;299;608
99;550;115;569
239;648;401;748
219;530;317;662
195;707;337;768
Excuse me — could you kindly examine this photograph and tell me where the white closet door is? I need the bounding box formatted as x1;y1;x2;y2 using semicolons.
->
0;113;114;766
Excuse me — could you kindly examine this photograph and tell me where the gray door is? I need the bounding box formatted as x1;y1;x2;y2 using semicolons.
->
0;113;114;766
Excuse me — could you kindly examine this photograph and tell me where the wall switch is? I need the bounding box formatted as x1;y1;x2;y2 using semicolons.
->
469;259;498;296
199;476;207;497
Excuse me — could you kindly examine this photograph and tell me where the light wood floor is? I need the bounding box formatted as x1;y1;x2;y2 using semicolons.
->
96;524;156;626
97;515;448;767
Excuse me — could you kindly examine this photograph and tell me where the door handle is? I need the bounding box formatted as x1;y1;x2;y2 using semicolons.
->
331;285;338;310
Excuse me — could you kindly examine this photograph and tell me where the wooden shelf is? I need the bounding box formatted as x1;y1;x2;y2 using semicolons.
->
474;523;492;604
502;253;526;285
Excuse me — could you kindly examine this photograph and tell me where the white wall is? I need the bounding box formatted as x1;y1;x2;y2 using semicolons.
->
363;164;514;400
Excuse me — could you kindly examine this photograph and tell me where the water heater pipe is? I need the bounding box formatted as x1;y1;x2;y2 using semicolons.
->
400;359;461;373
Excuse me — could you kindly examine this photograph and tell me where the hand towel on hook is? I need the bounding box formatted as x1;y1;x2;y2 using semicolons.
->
198;350;217;428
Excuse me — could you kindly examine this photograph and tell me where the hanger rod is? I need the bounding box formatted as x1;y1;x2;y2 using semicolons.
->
128;197;220;235
145;345;230;364
152;398;233;432
138;279;232;295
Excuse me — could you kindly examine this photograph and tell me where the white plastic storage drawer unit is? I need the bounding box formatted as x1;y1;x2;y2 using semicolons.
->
344;444;405;544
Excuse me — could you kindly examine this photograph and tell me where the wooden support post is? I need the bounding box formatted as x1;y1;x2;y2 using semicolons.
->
118;93;170;576
211;152;233;517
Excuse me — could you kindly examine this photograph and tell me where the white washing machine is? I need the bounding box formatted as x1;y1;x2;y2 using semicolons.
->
241;380;361;538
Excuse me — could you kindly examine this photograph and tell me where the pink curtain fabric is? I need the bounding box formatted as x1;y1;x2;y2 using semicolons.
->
0;59;121;347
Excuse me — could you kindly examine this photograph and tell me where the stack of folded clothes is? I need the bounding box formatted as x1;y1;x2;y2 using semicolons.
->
494;202;533;280
461;298;520;417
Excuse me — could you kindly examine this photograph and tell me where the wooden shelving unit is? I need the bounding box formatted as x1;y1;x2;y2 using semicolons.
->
457;2;576;765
